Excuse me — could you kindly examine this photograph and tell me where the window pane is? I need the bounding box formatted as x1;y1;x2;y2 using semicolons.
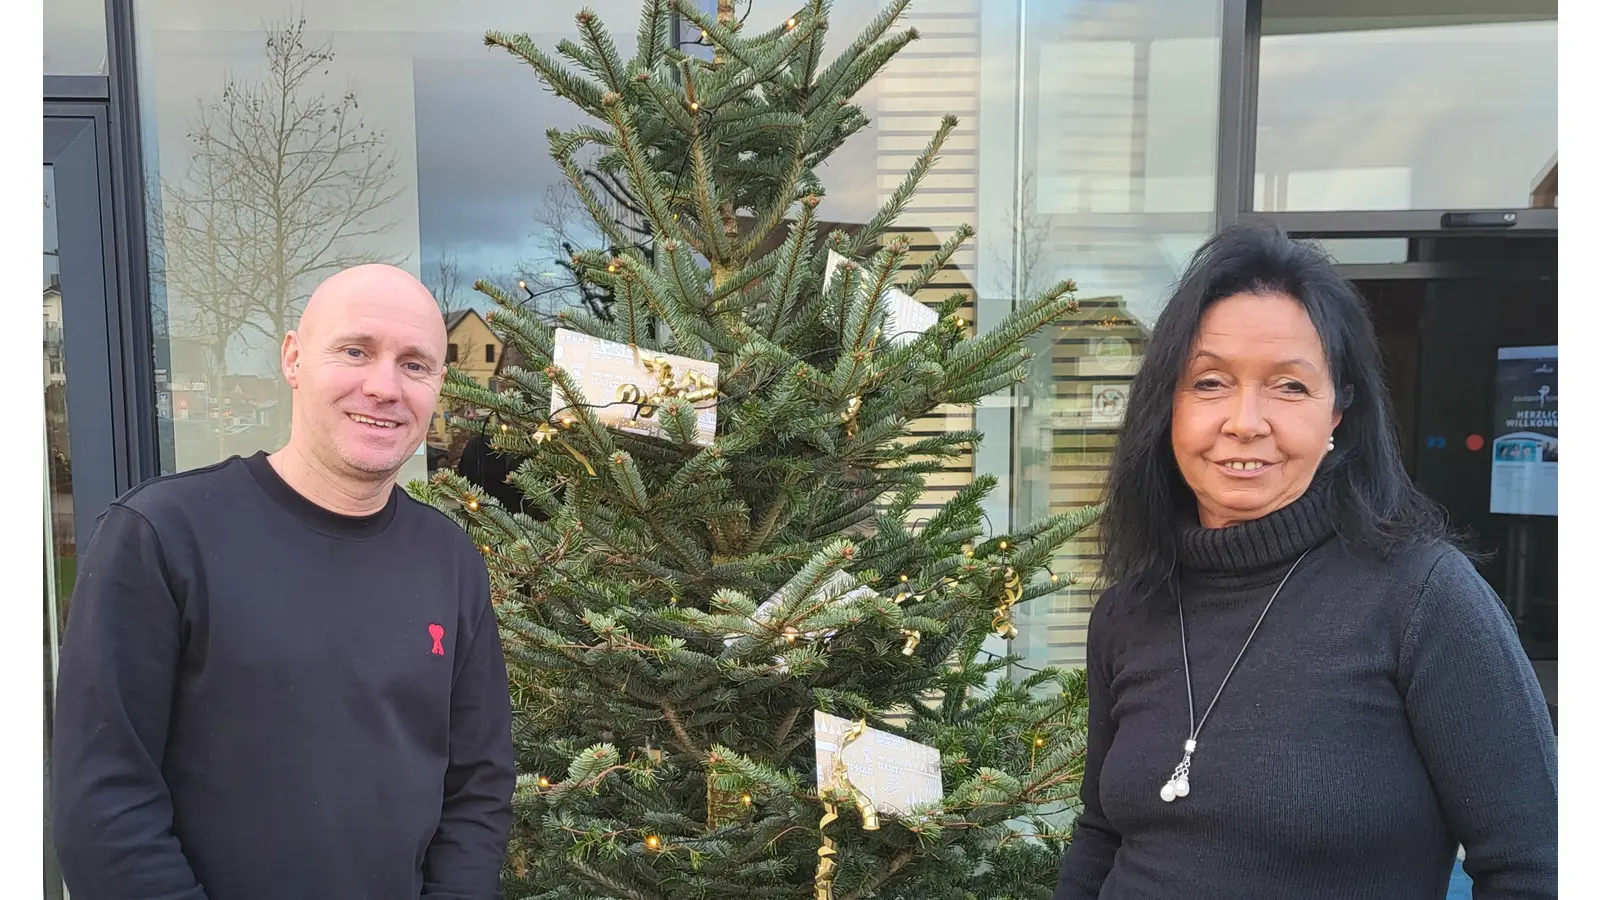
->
1255;1;1557;212
136;0;649;479
1008;0;1221;671
45;0;107;75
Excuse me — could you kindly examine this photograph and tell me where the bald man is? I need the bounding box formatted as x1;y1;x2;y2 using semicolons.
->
51;265;515;900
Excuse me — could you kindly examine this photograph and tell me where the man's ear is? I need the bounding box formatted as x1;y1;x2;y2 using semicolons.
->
282;331;303;388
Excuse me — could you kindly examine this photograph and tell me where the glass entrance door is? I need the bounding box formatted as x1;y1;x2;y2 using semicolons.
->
45;106;128;900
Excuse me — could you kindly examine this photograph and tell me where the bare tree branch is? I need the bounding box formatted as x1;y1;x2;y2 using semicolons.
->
156;14;405;449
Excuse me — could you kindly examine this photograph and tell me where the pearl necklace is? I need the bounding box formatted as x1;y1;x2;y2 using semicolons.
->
1161;548;1311;803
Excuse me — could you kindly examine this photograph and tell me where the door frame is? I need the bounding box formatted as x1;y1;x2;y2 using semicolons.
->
46;74;160;504
46;107;131;555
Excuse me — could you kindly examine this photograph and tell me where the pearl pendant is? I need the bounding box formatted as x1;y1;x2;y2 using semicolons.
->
1161;739;1196;803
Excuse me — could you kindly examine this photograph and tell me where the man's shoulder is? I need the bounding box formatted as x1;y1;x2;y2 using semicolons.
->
114;456;253;526
392;489;482;560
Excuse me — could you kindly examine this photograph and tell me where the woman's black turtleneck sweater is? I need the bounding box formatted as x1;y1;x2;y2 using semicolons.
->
1052;482;1557;899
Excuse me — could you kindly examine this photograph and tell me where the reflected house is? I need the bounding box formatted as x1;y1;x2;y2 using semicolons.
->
430;309;503;446
44;276;66;390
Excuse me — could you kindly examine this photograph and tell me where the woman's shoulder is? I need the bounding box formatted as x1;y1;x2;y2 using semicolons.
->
1324;533;1464;590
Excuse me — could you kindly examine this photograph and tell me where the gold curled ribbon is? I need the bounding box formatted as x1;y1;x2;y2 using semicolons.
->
992;566;1022;640
840;396;862;438
615;352;718;426
900;629;921;656
531;421;596;476
816;718;880;900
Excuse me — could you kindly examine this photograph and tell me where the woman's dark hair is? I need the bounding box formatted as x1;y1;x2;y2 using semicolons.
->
1098;220;1447;592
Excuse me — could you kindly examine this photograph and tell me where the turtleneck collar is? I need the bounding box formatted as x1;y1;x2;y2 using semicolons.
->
1177;477;1337;575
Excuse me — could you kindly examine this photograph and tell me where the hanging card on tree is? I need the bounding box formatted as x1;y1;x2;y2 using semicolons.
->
823;249;940;345
814;711;944;817
550;328;719;446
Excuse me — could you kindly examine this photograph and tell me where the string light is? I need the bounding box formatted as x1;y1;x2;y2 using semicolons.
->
518;279;527;290
786;17;797;29
1050;573;1060;583
645;835;663;851
690;100;700;111
466;499;479;512
537;775;551;788
998;540;1009;551
899;574;909;583
1034;736;1047;748
741;793;754;806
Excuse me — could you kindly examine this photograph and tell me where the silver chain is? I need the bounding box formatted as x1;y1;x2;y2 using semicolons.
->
1164;547;1311;802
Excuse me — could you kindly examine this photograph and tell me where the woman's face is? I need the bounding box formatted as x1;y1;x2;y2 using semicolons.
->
1171;291;1342;529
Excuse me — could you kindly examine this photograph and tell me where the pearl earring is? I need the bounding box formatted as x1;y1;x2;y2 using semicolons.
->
1326;436;1335;452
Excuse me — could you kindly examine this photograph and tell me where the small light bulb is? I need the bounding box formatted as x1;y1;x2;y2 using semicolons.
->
700;29;708;41
560;416;575;427
607;263;618;273
500;424;509;433
1050;573;1060;583
998;540;1009;551
1034;736;1046;748
518;279;527;290
645;835;663;851
900;574;909;583
690;100;700;111
955;316;966;329
537;775;551;788
480;545;491;554
741;793;753;806
466;499;479;511
786;17;797;29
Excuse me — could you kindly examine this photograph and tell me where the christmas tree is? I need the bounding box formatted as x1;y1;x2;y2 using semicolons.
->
412;2;1100;897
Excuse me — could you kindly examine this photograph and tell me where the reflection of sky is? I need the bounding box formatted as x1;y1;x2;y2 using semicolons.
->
412;56;605;308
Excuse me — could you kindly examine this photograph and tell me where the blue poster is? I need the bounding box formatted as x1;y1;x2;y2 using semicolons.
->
1489;346;1557;517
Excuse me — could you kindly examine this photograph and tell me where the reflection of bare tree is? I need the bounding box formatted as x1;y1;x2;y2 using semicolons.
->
157;15;402;448
429;248;470;317
517;182;617;321
991;170;1056;302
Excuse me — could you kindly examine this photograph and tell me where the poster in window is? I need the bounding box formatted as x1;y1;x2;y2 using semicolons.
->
1489;345;1557;517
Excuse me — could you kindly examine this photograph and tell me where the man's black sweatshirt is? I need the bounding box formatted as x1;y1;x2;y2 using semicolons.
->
51;452;515;899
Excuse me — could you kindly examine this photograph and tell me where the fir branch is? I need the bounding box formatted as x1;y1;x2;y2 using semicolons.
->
845;114;957;259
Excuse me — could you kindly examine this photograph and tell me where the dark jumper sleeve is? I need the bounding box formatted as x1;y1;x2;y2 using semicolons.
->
1053;591;1123;899
1399;551;1557;899
421;561;516;899
51;504;211;900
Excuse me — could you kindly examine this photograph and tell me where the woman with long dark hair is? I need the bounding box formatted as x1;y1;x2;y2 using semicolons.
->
1052;222;1556;899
